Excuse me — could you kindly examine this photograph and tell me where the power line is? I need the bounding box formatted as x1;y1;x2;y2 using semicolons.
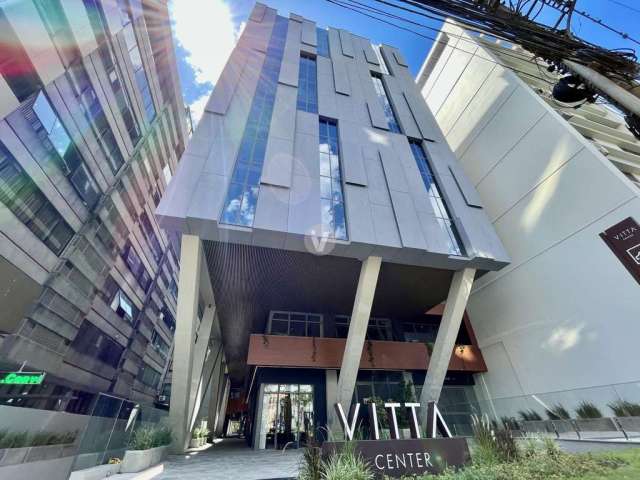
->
326;0;557;85
573;9;640;46
602;0;640;16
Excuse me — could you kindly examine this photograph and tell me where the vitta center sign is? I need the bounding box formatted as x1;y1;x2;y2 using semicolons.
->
321;401;470;478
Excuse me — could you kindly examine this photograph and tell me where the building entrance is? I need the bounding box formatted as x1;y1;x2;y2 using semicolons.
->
258;384;314;449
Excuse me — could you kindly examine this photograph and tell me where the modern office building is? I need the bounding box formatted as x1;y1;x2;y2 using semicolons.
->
157;2;509;451
418;23;640;413
0;0;187;412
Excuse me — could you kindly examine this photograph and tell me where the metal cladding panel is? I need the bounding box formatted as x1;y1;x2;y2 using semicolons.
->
269;84;297;142
279;19;302;87
378;146;409;193
389;190;428;249
328;29;350;95
416;211;454;256
204;49;265;177
449;164;483;208
288;174;321;236
384;76;421;139
186;173;227;223
360;37;380;65
156;153;204;228
301;20;317;46
363;145;391;207
293;131;320;178
250;3;267;22
393;50;409;67
366;101;389;131
206;46;248;115
262;137;294;188
317;56;339;118
344;184;376;244
254;184;290;233
339;29;354;58
290;13;304;23
240;7;276;53
370;203;402;248
340;138;368;187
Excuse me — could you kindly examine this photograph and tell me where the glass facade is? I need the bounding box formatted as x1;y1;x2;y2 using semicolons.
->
221;16;288;227
83;0;141;146
316;28;330;57
268;311;323;337
296;55;318;113
335;316;393;340
409;139;463;256
370;73;401;133
319;118;347;240
0;142;74;255
31;91;101;208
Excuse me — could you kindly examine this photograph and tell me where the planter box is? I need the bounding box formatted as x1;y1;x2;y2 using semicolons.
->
0;456;75;480
120;445;168;473
69;463;121;480
189;438;200;449
0;444;75;467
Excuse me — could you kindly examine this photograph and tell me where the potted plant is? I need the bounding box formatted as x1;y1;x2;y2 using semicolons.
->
189;427;202;449
120;425;172;474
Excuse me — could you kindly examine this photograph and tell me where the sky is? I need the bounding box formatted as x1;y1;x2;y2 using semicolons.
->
168;0;640;127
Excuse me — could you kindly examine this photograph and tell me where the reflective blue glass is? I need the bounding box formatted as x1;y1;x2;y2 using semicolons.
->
317;28;330;57
122;23;155;122
297;55;318;113
409;140;463;256
31;91;101;208
318;118;347;240
371;73;402;133
221;16;288;227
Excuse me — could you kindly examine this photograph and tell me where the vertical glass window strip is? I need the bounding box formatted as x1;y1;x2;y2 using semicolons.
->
370;73;401;133
83;0;141;146
409;140;463;256
31;91;101;208
67;63;124;175
318;118;347;240
296;55;318;113
120;10;156;123
372;45;389;75
0;141;74;254
316;28;330;57
220;17;288;227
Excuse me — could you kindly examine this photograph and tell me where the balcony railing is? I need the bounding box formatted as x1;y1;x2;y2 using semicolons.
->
246;334;487;372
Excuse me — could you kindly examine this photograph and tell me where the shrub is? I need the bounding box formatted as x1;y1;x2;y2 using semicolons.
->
298;445;322;480
608;400;640;417
129;426;155;451
546;403;571;420
518;409;542;421
153;425;173;446
575;401;603;419
499;416;520;431
321;443;373;480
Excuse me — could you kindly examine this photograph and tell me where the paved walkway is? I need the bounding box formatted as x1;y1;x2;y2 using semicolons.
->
154;438;302;480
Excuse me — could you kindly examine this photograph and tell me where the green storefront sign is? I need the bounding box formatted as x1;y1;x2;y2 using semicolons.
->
0;372;46;385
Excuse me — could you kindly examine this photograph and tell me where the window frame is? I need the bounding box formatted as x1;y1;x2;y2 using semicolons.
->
267;311;324;338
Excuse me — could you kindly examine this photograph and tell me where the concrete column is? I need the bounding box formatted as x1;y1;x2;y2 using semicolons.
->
206;351;225;434
215;376;231;437
186;305;216;432
325;369;339;434
169;234;203;453
191;340;223;433
419;268;475;426
335;256;382;410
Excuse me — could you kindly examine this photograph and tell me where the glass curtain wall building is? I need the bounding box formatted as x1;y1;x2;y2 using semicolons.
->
0;0;187;414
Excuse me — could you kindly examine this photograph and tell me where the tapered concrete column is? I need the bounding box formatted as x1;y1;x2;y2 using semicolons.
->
207;357;225;435
325;370;339;434
187;305;216;432
169;234;203;453
336;256;382;411
420;268;475;428
191;340;223;432
214;376;230;437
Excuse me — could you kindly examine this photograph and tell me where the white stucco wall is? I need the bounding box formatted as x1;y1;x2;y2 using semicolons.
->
419;24;640;412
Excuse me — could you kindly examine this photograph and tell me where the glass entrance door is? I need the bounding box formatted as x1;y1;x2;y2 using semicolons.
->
259;384;314;449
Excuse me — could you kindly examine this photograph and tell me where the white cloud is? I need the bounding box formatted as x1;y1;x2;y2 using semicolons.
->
170;0;242;125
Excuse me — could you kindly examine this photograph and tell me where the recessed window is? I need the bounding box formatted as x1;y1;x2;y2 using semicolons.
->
268;311;323;337
71;321;124;368
31;91;101;208
151;330;170;359
121;241;152;292
110;288;137;323
297;55;318;113
221;16;288;227
409;139;463;256
335;316;393;341
370;72;401;133
316;28;330;57
318;118;347;240
0;142;74;255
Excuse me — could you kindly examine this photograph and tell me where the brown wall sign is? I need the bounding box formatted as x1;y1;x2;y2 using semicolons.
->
322;438;471;478
328;401;470;477
600;217;640;285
